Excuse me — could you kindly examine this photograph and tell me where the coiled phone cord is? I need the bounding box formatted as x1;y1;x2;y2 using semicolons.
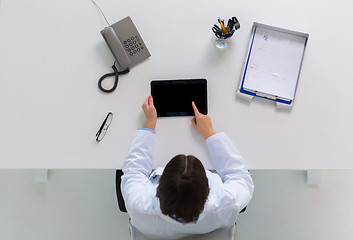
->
98;62;129;93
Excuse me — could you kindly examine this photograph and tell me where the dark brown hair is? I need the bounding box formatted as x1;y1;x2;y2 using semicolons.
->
156;154;210;223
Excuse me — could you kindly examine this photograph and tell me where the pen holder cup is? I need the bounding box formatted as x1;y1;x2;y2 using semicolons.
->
214;36;231;48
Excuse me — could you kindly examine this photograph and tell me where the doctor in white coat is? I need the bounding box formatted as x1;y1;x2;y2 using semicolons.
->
121;95;254;240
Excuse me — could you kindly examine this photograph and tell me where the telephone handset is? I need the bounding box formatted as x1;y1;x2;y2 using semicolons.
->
101;26;131;70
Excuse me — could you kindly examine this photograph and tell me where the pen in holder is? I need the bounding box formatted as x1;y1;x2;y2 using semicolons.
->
212;17;240;48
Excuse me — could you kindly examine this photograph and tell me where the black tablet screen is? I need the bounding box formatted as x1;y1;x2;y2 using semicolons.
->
151;79;207;117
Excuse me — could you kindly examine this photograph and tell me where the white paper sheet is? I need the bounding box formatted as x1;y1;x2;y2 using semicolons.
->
242;26;306;100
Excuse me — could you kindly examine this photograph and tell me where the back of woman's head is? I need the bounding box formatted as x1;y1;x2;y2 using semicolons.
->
156;154;210;223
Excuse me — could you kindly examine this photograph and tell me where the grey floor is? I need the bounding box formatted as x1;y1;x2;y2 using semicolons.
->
0;170;352;240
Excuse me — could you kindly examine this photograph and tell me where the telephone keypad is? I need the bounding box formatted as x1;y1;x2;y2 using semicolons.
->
124;35;143;56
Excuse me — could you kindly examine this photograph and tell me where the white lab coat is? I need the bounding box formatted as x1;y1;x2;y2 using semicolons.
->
121;129;254;240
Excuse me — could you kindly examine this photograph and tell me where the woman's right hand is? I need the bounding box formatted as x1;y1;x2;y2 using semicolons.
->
191;102;216;139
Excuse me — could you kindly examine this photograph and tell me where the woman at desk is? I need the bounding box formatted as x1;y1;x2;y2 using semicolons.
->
121;96;254;239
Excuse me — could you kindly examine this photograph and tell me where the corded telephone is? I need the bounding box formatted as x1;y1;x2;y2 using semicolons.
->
100;16;151;71
91;0;151;92
97;16;151;93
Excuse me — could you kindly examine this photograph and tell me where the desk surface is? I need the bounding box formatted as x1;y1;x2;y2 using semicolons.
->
1;0;353;169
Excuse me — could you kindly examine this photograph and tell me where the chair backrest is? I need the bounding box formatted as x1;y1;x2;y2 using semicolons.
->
115;169;127;212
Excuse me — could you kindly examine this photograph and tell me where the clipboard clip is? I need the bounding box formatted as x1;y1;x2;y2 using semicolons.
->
255;91;278;100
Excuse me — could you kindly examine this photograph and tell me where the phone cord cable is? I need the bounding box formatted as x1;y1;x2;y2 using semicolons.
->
98;63;129;93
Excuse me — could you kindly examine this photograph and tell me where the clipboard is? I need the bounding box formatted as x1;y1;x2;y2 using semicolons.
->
237;22;309;109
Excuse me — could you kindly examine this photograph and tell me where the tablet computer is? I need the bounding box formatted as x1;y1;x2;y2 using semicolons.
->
151;79;207;117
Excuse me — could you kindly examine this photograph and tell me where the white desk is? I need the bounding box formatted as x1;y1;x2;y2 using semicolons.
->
0;0;353;169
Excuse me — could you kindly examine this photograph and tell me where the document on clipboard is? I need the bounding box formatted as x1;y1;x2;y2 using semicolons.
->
239;23;309;105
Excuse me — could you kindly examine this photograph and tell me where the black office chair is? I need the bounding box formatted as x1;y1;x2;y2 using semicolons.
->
116;169;127;212
115;169;246;214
